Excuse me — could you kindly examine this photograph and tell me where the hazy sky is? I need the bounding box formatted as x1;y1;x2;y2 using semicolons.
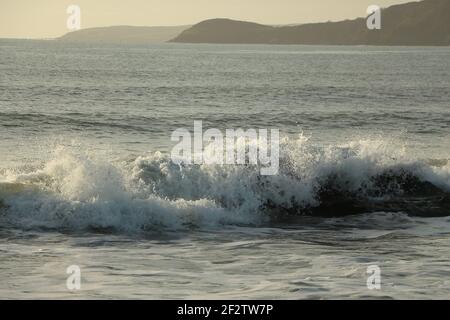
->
1;0;415;39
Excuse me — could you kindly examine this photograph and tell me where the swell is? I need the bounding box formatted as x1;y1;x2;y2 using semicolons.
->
2;111;449;135
0;136;449;232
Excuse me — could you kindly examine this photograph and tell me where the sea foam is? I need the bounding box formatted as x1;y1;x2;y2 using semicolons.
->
0;135;449;232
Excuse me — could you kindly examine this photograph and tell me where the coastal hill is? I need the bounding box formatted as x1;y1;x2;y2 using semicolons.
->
58;25;190;44
171;0;450;45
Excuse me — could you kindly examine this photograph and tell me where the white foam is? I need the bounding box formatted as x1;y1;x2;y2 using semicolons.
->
0;136;449;232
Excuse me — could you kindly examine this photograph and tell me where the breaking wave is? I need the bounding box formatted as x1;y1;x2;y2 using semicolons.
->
0;135;449;232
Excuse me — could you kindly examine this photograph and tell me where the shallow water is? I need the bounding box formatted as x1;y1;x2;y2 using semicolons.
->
2;213;450;299
0;41;449;299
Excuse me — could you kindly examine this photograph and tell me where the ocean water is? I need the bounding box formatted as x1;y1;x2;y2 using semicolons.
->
0;40;449;299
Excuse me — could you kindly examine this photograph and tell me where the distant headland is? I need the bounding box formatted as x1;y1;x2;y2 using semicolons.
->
171;0;450;46
56;0;450;46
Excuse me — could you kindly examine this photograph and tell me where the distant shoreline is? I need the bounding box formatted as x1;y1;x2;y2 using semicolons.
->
1;39;449;47
2;0;449;46
172;1;450;46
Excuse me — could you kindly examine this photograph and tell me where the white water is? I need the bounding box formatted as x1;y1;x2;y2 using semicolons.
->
1;136;449;233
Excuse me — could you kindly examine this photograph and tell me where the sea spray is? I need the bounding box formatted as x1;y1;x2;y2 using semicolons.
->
0;136;449;233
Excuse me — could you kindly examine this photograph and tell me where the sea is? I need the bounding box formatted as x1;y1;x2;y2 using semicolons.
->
0;40;449;299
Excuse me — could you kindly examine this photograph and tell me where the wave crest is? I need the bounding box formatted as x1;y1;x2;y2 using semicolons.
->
1;136;449;232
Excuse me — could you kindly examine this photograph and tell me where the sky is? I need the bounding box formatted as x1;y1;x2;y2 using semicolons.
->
0;0;415;39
